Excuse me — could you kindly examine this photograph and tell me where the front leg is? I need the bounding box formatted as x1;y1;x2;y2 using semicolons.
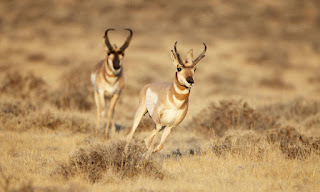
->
145;124;162;157
105;92;120;137
153;127;172;153
95;90;105;135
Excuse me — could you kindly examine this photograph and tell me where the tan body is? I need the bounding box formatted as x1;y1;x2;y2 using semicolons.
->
92;28;132;137
126;41;206;156
91;59;124;136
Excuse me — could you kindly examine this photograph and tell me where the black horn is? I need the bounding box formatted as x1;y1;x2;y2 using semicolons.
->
174;41;184;65
119;29;133;52
193;43;207;66
104;28;115;51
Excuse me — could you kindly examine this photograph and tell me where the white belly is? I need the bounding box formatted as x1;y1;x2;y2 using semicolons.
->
146;88;158;117
161;108;184;126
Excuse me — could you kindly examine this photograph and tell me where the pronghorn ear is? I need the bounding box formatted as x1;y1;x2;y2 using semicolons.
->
170;50;179;66
187;49;193;63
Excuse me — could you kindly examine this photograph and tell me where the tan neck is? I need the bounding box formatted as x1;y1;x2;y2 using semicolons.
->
103;59;121;83
168;73;190;109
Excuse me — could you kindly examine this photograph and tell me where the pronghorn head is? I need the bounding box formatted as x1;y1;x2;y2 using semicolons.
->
104;28;133;75
170;41;207;88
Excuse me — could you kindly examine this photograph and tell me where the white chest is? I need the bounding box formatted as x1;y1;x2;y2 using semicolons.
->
103;79;119;96
160;108;185;126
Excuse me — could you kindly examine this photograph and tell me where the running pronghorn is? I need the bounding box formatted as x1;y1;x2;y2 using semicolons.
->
126;41;206;155
91;28;133;137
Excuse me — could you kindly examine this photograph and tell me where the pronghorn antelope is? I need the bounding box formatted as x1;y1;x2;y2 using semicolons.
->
91;28;133;137
126;41;206;155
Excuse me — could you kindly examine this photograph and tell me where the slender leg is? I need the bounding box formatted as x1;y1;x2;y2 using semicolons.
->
146;124;162;157
153;127;172;153
98;91;106;133
126;100;147;143
94;91;100;135
105;93;119;137
144;128;157;149
124;99;147;154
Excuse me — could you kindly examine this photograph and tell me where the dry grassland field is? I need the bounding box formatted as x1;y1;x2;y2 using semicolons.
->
1;0;320;191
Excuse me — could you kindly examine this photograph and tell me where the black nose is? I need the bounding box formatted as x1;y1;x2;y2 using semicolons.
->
113;63;120;70
186;76;194;84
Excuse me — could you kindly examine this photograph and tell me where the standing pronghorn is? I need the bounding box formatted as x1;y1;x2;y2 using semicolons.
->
91;28;133;137
126;41;206;155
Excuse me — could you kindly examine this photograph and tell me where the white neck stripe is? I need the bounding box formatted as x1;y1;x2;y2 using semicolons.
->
174;82;189;94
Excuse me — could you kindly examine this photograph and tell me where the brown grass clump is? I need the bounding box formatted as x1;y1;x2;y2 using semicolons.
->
57;140;163;183
23;110;94;133
0;99;40;131
0;99;94;133
267;126;320;159
193;99;320;159
49;66;94;111
189;100;280;137
0;71;48;99
209;126;320;159
260;98;320;122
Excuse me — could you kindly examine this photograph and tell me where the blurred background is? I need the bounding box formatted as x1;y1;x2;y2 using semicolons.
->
1;1;320;190
0;0;320;133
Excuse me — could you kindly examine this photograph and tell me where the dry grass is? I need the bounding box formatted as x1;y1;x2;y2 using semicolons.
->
261;98;320;123
1;0;320;191
0;71;48;100
49;66;94;111
57;140;163;183
188;100;280;137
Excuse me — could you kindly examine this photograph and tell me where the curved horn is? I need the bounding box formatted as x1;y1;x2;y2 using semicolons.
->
104;28;115;51
120;29;133;52
174;41;183;65
193;43;207;66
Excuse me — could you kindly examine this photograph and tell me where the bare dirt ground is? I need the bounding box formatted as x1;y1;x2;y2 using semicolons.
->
0;0;320;191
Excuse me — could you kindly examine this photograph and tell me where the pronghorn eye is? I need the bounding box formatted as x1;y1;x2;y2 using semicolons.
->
194;68;197;72
177;67;182;72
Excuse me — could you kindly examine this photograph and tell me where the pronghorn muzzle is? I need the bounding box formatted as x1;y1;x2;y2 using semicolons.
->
186;76;194;85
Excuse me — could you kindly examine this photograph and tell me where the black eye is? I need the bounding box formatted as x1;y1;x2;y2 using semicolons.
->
107;52;111;56
194;68;197;72
177;67;182;72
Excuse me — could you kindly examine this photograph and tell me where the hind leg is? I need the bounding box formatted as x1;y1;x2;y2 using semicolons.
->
126;101;147;143
145;124;162;157
105;92;119;137
124;101;147;153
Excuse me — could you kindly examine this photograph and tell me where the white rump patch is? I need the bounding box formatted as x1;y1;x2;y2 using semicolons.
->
146;88;158;117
